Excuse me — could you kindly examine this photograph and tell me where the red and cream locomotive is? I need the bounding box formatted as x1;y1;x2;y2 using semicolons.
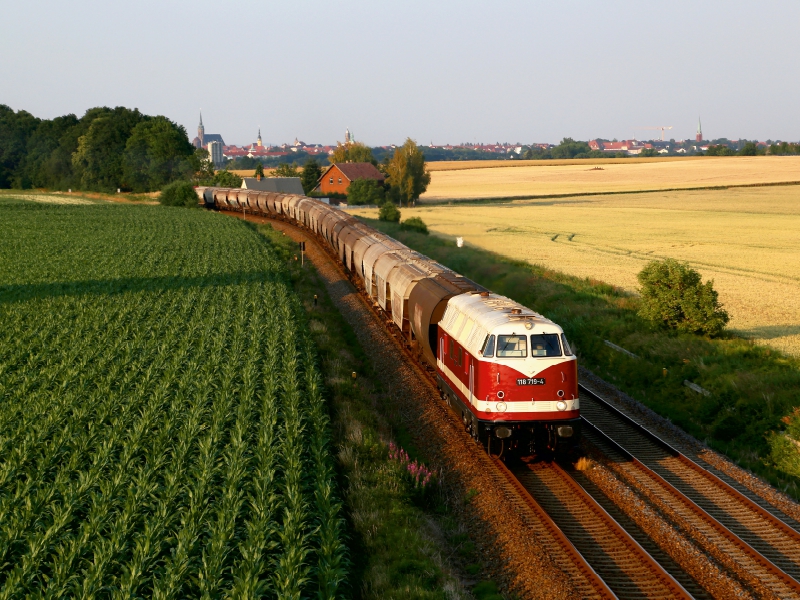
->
436;292;579;455
197;186;581;455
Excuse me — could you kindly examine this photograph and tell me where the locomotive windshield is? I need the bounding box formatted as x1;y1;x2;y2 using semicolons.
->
561;333;573;356
496;334;527;357
530;334;562;357
481;334;496;357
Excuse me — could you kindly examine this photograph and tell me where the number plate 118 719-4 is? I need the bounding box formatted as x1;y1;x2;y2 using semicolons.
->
517;378;545;385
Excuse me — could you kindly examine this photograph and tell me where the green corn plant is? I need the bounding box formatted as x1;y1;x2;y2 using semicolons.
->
0;202;348;595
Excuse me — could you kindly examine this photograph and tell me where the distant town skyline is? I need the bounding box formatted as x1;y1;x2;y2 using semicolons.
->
190;110;779;151
2;1;798;146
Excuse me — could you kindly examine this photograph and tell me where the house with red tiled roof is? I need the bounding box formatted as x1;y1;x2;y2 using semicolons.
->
316;162;385;195
589;139;653;155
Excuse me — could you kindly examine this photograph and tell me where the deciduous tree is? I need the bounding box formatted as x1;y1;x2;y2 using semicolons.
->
300;158;321;194
328;141;376;165
386;138;430;207
272;163;300;178
739;141;758;156
72;107;146;191
346;178;385;205
212;169;242;187
122;116;197;191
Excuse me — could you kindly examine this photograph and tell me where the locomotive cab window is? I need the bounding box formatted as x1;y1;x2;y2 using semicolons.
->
530;333;562;357
496;334;527;358
480;334;495;357
561;333;573;356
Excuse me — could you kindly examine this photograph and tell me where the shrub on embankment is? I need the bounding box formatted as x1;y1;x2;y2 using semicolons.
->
360;216;800;496
637;259;729;337
400;216;429;234
159;180;198;207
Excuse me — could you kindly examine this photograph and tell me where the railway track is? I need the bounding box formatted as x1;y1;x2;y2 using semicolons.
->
224;209;800;598
507;458;691;599
253;213;627;597
580;384;800;598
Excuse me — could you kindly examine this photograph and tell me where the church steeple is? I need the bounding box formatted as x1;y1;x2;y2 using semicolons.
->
257;127;262;147
198;110;205;146
696;117;703;143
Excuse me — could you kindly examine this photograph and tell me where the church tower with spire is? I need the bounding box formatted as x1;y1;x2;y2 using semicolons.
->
696;117;703;143
191;111;225;150
257;127;263;147
198;111;205;147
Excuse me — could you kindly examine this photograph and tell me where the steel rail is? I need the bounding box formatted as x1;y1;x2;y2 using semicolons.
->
511;459;692;599
579;384;800;533
492;459;618;599
580;384;800;595
226;208;621;598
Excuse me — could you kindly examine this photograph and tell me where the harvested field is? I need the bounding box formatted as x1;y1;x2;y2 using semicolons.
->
420;156;800;201
0;192;95;205
350;185;800;356
425;156;701;171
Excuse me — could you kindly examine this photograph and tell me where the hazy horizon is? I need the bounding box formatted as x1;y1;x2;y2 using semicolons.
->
2;1;798;147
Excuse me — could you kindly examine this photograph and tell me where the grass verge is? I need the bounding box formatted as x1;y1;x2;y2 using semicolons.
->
359;217;800;499
256;223;506;600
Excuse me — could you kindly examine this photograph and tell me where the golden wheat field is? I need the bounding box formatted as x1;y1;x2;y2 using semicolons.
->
420;156;800;201
424;156;699;171
351;185;800;356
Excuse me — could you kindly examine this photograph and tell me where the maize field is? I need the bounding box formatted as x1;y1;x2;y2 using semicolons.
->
0;198;347;597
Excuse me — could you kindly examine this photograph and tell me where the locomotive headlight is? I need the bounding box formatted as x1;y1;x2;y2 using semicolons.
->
496;401;507;413
556;400;568;411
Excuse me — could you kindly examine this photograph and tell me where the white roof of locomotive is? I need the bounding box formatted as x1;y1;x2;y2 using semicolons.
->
439;292;562;356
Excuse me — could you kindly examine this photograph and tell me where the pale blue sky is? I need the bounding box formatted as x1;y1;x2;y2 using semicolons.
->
1;1;797;146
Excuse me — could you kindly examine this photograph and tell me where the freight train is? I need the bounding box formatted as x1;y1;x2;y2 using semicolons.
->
196;186;580;455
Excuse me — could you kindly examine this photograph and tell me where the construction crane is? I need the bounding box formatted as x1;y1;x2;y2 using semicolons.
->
634;126;673;141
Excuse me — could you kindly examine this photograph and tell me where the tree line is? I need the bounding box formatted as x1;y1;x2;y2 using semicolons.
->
0;104;202;192
705;141;800;156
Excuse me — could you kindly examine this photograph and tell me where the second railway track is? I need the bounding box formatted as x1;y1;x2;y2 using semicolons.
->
580;384;800;598
508;458;692;599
